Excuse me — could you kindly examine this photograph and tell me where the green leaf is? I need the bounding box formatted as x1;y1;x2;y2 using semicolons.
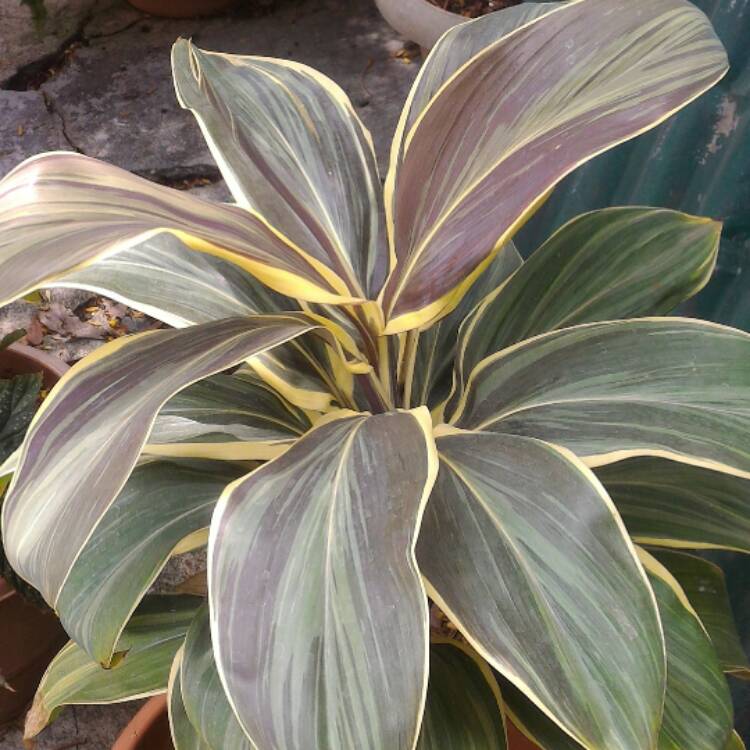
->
209;409;437;750
24;594;199;741
55;459;242;667
0;153;359;308
417;639;507;750
0;329;27;351
639;549;734;750
172;39;385;300
650;549;750;678
418;430;664;750
147;370;310;461
497;676;582;750
596;457;750;554
380;0;727;333
169;648;211;750
0;372;41;463
451;208;722;406
2;314;317;605
408;242;521;409
450;319;750;478
180;604;252;749
498;551;738;750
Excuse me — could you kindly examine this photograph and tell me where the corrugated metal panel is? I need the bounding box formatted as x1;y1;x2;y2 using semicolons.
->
517;0;750;329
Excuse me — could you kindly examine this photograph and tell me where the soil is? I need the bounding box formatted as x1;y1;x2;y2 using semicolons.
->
427;0;523;17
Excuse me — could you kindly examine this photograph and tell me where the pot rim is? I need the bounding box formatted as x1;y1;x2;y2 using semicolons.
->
373;0;464;48
0;342;69;385
112;694;170;750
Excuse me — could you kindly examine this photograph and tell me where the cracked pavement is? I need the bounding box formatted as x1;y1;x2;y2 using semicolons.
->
0;0;419;747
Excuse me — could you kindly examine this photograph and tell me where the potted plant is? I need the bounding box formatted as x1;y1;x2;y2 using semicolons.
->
373;0;463;48
374;0;525;48
0;333;68;726
0;1;747;748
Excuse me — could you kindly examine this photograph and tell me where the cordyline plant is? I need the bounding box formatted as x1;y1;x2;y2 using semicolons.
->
0;0;748;748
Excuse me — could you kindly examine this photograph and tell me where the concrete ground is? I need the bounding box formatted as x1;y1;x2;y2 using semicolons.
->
0;0;420;746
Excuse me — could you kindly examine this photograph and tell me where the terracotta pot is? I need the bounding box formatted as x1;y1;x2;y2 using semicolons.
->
0;343;69;726
0;579;67;726
127;0;238;17
374;0;464;48
0;343;68;390
113;695;173;750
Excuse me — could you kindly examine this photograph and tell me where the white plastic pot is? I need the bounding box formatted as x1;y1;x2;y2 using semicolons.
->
374;0;465;49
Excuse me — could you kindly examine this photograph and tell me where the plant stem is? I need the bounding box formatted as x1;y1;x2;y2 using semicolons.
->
398;330;419;409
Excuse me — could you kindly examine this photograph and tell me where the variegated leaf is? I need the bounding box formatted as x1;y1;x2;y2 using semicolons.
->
172;39;385;300
169;648;211;750
209;409;437;750
450;319;750;479
417;639;507;750
450;208;722;406
25;595;199;741
388;1;563;178
380;0;727;333
2;314;316;605
56;459;242;667
651;549;750;678
639;549;734;750
147;370;309;461
54;231;289;327
597;457;750;553
726;732;747;750
407;242;521;410
0;153;358;307
181;604;252;749
51;232;340;412
418;430;664;750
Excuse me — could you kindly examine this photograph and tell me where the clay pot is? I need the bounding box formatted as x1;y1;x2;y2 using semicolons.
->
0;344;69;727
373;0;464;48
0;343;69;390
127;0;238;17
113;695;173;750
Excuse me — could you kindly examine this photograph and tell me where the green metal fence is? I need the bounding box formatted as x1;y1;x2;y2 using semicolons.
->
518;0;750;330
